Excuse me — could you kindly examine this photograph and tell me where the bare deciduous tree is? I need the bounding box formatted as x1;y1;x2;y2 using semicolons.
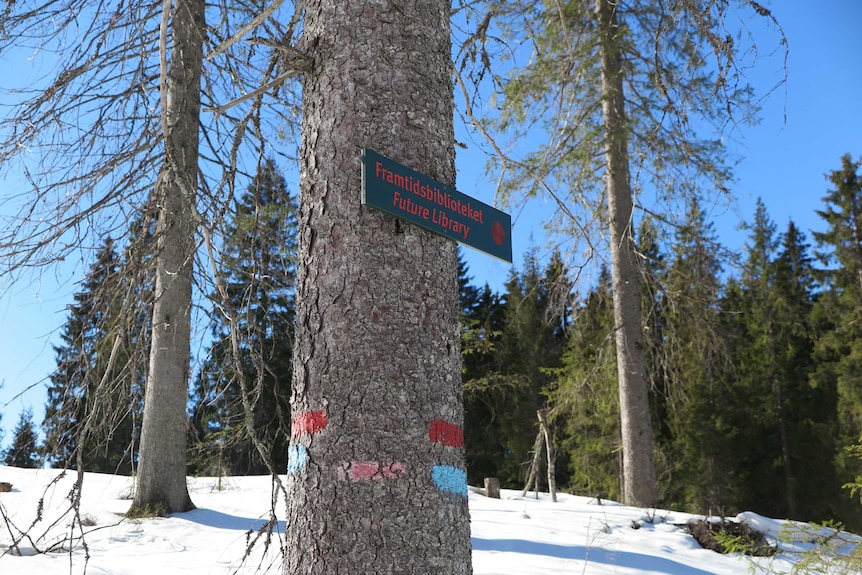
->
127;0;204;516
0;0;304;518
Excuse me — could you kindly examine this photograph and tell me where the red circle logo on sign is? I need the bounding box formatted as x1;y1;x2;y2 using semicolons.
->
492;221;506;245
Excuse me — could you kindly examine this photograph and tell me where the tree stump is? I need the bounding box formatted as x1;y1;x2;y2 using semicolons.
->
0;482;12;493
484;477;500;499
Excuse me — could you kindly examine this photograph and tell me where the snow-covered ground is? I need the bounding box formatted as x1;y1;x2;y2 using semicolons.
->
0;465;858;574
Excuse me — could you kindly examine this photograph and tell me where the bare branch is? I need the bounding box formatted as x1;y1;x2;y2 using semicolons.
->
206;0;286;61
159;0;171;138
205;70;297;116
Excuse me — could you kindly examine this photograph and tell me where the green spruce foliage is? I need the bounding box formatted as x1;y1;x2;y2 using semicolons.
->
770;221;839;522
42;237;145;474
190;159;298;476
456;157;861;528
655;198;737;513
3;408;41;468
721;202;838;522
460;253;509;484
811;154;862;528
548;266;620;500
462;250;568;488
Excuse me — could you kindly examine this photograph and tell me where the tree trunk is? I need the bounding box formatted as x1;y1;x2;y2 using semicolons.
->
775;378;798;517
596;0;658;508
538;409;557;503
284;1;472;573
130;0;202;516
521;428;544;499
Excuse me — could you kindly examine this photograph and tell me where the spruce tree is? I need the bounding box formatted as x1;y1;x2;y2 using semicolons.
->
284;0;473;568
811;154;862;528
191;158;298;476
771;221;838;522
43;237;140;474
460;268;511;485
458;251;482;318
463;251;568;488
658;198;736;513
720;199;784;515
3;409;41;468
721;203;833;520
549;267;620;500
700;194;851;525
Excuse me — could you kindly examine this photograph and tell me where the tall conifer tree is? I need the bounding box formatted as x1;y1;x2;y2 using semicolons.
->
771;221;838;521
721;203;832;520
659;198;735;512
715;199;843;523
811;154;862;528
192;158;297;476
3;409;41;468
43;237;141;474
467;0;784;507
720;199;783;514
284;1;473;570
550;267;620;499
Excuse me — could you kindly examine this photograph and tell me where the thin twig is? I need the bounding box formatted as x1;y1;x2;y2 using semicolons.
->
204;70;297;116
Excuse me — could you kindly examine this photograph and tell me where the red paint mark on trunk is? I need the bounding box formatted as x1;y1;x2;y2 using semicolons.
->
429;419;464;448
291;410;328;438
337;461;408;481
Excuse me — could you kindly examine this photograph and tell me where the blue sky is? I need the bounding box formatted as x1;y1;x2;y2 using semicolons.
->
2;1;861;446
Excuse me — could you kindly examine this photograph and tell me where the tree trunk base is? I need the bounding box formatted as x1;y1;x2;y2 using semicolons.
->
484;477;500;498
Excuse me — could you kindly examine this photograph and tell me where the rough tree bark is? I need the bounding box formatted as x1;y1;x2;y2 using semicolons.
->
596;0;658;508
130;0;203;516
283;1;473;573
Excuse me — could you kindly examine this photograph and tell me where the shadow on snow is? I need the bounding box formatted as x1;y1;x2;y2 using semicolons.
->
471;537;716;574
174;508;286;533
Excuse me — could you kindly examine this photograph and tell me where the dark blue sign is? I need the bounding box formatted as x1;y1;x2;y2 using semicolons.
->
361;149;512;263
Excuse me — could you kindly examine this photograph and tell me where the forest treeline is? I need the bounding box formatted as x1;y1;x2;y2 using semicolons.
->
3;154;862;531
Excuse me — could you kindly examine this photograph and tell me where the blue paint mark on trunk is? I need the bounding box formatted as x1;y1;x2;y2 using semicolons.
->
432;465;467;497
287;445;308;475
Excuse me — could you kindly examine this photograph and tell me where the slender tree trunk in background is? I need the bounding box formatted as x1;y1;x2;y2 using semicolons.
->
284;1;472;573
521;429;544;499
130;0;202;516
538;409;557;503
775;379;798;518
596;0;658;508
520;410;557;502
